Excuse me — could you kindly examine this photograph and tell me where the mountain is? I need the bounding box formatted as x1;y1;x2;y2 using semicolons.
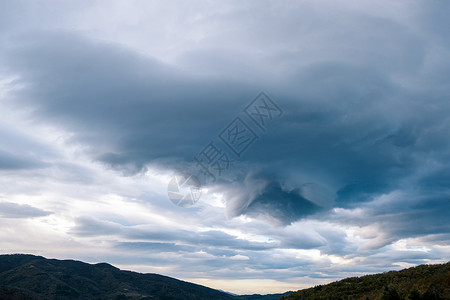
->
0;254;288;300
237;293;292;300
1;254;448;300
281;261;450;300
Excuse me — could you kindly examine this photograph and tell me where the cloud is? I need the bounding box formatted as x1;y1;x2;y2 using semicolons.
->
329;191;450;250
224;179;324;225
0;202;51;218
72;216;277;252
3;10;449;230
0;123;54;170
4;31;258;171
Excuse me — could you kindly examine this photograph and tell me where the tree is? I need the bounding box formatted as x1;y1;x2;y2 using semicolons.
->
409;289;422;300
381;287;402;300
422;286;442;300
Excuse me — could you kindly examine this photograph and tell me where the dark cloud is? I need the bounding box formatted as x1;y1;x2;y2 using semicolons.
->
329;191;450;250
4;26;450;230
4;32;259;171
226;181;324;225
0;202;51;218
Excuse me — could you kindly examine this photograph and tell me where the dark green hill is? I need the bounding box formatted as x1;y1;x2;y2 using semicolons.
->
281;261;450;300
0;254;236;300
0;254;288;300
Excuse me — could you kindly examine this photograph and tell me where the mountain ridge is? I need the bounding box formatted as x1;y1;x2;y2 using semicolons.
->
282;261;450;300
1;254;449;300
0;254;289;300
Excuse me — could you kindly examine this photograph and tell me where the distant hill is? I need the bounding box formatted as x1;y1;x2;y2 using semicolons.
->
0;254;288;300
281;261;450;300
1;254;448;300
238;293;292;300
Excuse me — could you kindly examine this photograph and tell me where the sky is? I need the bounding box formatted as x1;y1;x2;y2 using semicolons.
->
0;0;449;295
